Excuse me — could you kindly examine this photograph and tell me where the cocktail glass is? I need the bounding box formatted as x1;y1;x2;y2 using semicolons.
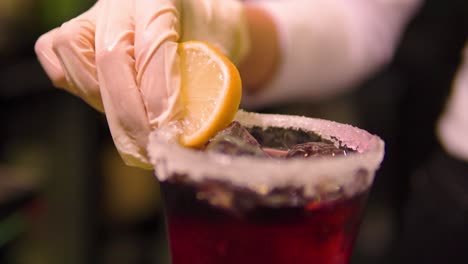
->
148;110;385;264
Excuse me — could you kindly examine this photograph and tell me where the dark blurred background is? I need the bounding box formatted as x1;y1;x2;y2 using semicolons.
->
0;0;466;263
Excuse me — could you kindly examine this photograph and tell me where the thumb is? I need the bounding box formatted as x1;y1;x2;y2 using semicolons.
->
134;0;182;128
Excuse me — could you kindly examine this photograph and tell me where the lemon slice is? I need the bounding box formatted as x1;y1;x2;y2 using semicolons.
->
177;41;242;148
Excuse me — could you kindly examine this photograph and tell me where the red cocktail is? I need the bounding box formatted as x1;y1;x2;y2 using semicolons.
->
149;111;384;264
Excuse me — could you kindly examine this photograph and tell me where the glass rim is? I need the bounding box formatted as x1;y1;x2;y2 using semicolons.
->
149;110;385;198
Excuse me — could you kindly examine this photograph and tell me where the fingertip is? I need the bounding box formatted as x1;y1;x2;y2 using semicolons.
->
35;29;68;89
34;31;49;56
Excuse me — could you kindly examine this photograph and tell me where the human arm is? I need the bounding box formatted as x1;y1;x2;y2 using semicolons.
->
239;0;423;108
437;42;468;162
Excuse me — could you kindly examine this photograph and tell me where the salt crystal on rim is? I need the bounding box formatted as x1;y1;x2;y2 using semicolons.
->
148;110;385;198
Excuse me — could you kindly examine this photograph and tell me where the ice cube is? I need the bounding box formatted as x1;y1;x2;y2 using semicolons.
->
205;122;268;157
286;142;348;159
212;121;261;147
248;126;322;149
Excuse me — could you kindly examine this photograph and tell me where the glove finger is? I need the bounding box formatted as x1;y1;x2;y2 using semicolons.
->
95;0;152;168
134;0;181;127
52;2;104;112
35;28;70;92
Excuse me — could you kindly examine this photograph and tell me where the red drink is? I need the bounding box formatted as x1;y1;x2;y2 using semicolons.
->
162;181;369;264
149;111;384;264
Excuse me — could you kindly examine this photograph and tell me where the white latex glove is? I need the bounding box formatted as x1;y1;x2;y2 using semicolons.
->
35;0;249;169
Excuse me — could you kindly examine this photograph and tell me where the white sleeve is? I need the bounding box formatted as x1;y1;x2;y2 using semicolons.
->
437;42;468;162
242;0;422;108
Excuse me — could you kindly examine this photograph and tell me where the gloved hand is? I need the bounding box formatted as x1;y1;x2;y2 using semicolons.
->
34;0;249;169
